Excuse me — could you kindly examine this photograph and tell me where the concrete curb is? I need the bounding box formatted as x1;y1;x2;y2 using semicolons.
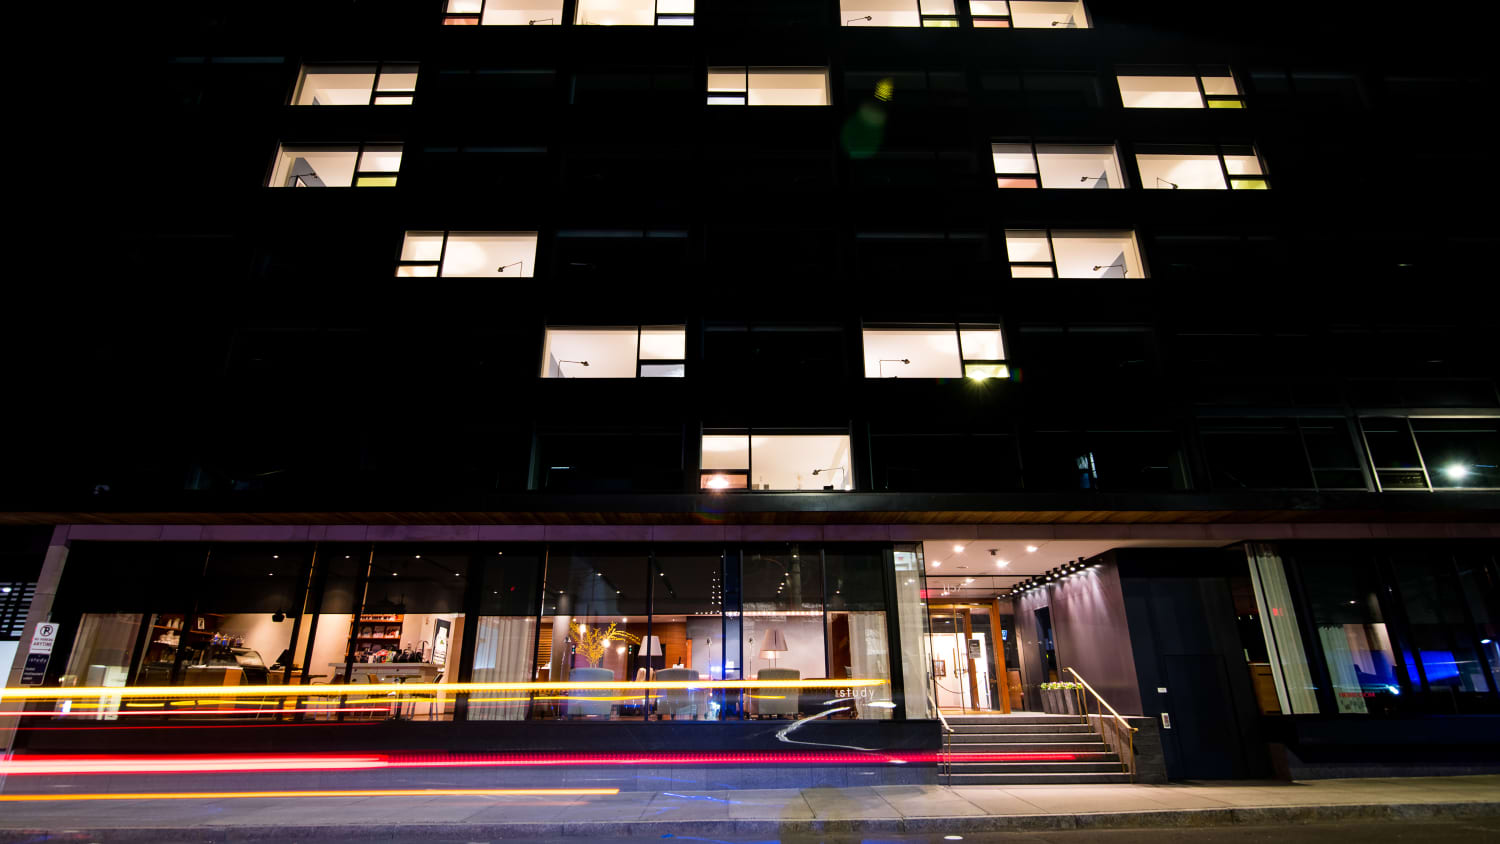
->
2;800;1498;841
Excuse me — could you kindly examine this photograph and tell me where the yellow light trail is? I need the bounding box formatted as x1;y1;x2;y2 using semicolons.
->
0;788;620;802
0;678;887;699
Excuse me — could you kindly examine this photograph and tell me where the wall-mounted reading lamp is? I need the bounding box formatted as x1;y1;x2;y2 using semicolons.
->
1155;177;1179;189
847;15;872;24
529;18;554;24
1050;17;1076;27
497;261;525;274
1078;175;1109;186
558;359;589;377
811;466;847;490
878;358;910;377
1092;261;1128;276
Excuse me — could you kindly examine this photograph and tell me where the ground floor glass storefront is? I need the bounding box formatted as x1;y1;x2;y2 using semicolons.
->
45;542;923;723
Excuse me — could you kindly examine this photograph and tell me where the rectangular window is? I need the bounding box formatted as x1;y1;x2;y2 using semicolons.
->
292;63;417;105
444;0;564;25
396;231;538;277
861;323;1008;379
1004;229;1144;278
541;326;686;378
1137;144;1267;190
842;1;957;27
707;67;830;106
1365;417;1500;491
701;433;853;491
268;143;401;188
1118;70;1242;108
970;1;1089;28
576;0;694;25
992;142;1123;189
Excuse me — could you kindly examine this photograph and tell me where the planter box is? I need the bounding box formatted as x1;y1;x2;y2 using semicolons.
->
1061;687;1079;715
1042;689;1058;713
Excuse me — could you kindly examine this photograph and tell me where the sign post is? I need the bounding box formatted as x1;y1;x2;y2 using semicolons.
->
19;622;59;686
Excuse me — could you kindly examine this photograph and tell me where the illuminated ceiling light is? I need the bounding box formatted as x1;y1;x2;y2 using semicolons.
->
706;475;731;490
932;561;941;568
964;578;975;584
996;559;1010;568
1443;463;1470;481
1025;545;1039;553
953;544;965;552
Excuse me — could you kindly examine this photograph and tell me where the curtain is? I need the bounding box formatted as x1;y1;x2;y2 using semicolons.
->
468;616;537;720
846;611;892;719
61;612;142;720
893;548;932;719
1245;543;1321;714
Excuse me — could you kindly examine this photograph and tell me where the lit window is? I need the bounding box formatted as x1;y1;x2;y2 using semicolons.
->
970;1;1089;28
701;434;853;491
396;231;538;277
842;1;957;27
1362;417;1500;491
575;0;694;25
1118;70;1242;108
992;142;1123;189
292;63;417;105
444;0;563;24
268;143;402;187
708;67;831;106
1005;229;1144;278
1136;144;1267;190
541;326;686;378
862;324;1008;379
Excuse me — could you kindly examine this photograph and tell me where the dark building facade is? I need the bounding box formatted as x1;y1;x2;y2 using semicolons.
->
3;1;1499;789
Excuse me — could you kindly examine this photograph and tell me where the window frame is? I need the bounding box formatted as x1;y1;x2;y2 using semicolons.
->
991;140;1125;189
395;230;540;277
707;66;832;107
860;321;1009;380
540;325;687;379
1004;228;1147;278
443;0;563;25
291;62;418;106
1359;416;1500;492
267;142;402;188
1117;68;1244;109
1135;143;1268;191
699;429;856;492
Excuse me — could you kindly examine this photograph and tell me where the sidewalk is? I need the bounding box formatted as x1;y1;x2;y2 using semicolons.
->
1;776;1498;841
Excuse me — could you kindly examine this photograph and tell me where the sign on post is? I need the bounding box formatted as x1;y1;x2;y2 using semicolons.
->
19;622;60;686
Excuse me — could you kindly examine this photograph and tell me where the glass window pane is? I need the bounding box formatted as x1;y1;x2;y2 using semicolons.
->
1411;418;1500;489
1011;1;1086;28
396;264;439;277
400;231;445;262
482;1;565;24
1392;554;1494;705
652;547;727;719
658;0;695;12
1118;75;1203;108
920;0;957;13
1049;230;1142;278
535;548;648;719
376;67;419;92
1136;153;1226;190
373;95;414;105
269;145;359;188
639;326;686;360
1201;75;1239;95
743;545;824;718
440;232;538;277
969;1;1010;13
1004;230;1053;262
707;68;747;92
1300;419;1367;490
964;362;1010;380
753;435;853;490
448;0;483;11
991;143;1038;175
1201;418;1315;489
1363;418;1429;490
825;547;894;718
1035;143;1122;189
701;435;750;471
576;0;654;26
641;363;685;377
748;69;830;106
542;327;640;378
1010;265;1055;278
1224;154;1263;176
356;145;403;173
842;1;921;26
1298;548;1404;714
958;327;1004;360
294;66;375;105
861;327;962;378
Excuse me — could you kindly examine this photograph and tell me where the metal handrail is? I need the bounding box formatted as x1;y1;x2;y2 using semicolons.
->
929;691;953;787
1062;666;1138;781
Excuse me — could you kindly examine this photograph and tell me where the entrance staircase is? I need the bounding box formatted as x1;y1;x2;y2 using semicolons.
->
940;713;1131;784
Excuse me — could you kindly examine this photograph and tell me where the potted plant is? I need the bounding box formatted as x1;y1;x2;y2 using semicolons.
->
1040;682;1059;713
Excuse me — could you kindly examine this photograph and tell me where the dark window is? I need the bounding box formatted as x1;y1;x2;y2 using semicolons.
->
1200;419;1315;489
870;433;1021;492
702;324;846;381
535;429;684;492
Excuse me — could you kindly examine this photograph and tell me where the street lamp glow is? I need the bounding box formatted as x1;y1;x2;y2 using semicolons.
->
1442;463;1470;481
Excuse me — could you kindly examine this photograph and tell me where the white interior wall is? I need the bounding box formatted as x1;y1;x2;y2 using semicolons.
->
482;1;564;24
1036;145;1123;188
842;0;920;26
269;147;358;187
862;330;963;378
1136;154;1227;189
542;329;639;377
749;70;830;106
575;0;653;25
295;71;375;105
1118;76;1203;108
1011;0;1085;27
1052;232;1142;278
439;232;538;277
743;615;825;679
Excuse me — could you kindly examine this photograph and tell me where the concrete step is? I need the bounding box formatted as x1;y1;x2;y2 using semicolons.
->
945;751;1119;763
952;730;1098;743
946;771;1134;785
943;714;1079;725
950;723;1094;736
946;742;1113;753
948;761;1124;774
